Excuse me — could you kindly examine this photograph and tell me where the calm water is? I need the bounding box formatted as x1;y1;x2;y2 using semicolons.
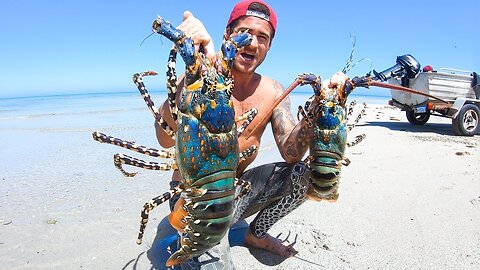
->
0;92;156;131
0;90;390;122
0;90;390;173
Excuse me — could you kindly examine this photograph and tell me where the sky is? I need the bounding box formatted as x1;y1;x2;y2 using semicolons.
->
0;0;478;98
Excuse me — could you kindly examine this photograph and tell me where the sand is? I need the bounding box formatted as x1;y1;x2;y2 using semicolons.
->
1;102;480;269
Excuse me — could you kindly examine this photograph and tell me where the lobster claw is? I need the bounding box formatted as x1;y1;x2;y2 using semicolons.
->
219;30;252;73
296;73;321;96
152;16;185;42
343;76;371;97
352;76;371;88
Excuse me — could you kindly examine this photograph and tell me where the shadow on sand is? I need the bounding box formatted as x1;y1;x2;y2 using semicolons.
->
121;217;290;269
229;221;289;266
366;120;457;136
146;217;180;270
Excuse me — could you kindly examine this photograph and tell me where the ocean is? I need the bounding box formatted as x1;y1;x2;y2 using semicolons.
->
0;90;390;129
0;90;390;177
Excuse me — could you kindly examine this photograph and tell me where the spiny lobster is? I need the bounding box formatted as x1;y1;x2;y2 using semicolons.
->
291;74;367;201
93;16;257;266
246;72;368;202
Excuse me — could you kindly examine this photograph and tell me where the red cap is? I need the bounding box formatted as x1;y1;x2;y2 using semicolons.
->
227;0;277;32
423;65;433;72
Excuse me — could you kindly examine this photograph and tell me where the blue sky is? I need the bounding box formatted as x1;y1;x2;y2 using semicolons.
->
0;0;478;98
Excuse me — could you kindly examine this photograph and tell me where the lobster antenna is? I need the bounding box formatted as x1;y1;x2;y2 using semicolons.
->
349;57;373;73
245;78;303;139
293;255;324;267
342;33;356;74
369;80;449;104
342;34;373;74
139;32;156;47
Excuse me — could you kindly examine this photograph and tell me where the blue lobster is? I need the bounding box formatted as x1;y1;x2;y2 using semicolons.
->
133;17;255;266
93;16;256;266
293;74;367;201
246;72;367;202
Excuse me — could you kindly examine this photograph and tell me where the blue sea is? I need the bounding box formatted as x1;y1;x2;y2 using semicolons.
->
0;90;390;175
0;90;390;129
0;92;156;131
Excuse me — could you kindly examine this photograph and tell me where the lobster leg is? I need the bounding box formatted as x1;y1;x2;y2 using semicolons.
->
345;102;366;147
234;178;251;198
347;102;366;132
346;134;366;147
236;108;258;136
165;47;179;122
346;100;357;119
236;108;260;162
239;145;257;162
133;71;176;139
297;105;314;127
92;132;175;158
137;185;185;245
114;153;177;177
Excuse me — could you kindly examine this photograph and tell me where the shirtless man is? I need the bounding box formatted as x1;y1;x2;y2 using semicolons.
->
155;0;344;258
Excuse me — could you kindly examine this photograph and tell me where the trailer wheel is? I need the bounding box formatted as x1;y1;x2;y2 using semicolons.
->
452;104;480;136
406;110;430;125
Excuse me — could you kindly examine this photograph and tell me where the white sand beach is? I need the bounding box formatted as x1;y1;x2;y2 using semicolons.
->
1;98;479;269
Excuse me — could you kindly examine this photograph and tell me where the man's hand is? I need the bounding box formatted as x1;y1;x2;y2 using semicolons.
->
177;11;215;60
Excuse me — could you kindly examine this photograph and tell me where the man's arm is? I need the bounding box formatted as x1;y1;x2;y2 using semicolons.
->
271;81;310;163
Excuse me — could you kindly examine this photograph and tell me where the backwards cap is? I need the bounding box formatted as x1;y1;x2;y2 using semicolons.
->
423;65;433;72
227;0;277;32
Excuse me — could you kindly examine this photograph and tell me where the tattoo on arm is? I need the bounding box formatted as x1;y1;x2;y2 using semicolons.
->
271;94;295;144
284;120;309;161
271;81;309;162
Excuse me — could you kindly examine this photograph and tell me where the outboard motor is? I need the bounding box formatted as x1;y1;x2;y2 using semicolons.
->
373;54;421;81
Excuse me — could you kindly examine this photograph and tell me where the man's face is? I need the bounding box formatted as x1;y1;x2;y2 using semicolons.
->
229;16;273;74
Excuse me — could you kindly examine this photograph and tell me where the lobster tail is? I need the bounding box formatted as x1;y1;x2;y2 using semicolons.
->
166;242;196;267
165;171;237;265
307;151;342;201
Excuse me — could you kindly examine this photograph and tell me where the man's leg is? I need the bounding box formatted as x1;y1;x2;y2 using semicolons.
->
234;162;310;257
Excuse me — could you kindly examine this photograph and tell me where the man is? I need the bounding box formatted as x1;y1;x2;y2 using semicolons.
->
155;0;345;260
